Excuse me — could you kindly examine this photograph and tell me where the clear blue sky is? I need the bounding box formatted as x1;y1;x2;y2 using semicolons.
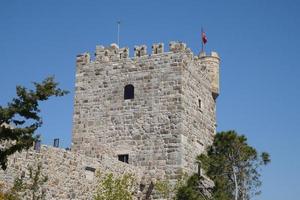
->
1;0;299;199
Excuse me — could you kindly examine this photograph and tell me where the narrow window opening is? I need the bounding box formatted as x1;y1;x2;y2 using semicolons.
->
198;162;202;177
198;99;202;109
124;84;134;100
118;154;129;163
21;171;25;178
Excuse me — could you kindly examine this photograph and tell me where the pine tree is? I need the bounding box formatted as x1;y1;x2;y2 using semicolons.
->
198;130;270;200
0;77;68;170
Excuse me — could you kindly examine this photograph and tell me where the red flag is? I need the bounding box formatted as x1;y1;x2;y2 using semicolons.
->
202;31;207;44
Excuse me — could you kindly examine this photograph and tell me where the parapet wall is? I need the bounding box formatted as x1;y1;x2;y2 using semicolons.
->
76;41;197;64
76;42;220;100
0;146;143;200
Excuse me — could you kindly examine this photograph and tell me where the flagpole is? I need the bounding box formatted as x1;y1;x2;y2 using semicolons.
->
201;27;204;53
117;21;121;47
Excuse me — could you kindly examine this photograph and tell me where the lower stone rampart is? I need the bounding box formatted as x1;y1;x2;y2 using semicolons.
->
0;145;143;200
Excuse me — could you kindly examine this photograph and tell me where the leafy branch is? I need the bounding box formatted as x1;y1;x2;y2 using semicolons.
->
0;77;68;170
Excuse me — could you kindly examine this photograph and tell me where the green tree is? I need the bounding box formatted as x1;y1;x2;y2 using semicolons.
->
23;163;48;200
0;182;20;200
175;175;208;200
94;172;135;200
155;180;173;199
198;130;270;200
0;77;68;170
0;162;48;200
155;173;209;200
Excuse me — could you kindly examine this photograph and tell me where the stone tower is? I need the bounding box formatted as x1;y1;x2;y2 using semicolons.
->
72;41;220;180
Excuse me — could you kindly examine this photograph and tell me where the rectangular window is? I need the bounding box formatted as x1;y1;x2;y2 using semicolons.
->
85;166;96;181
85;166;96;172
118;154;129;163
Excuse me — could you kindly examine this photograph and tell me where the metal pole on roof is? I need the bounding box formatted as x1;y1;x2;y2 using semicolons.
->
117;21;121;47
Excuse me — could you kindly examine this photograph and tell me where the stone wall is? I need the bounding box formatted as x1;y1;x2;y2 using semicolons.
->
0;41;220;200
72;41;220;181
0;146;143;200
180;53;219;174
73;43;185;180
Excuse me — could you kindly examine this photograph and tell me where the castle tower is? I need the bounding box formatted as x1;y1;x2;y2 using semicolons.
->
72;42;220;179
199;51;220;100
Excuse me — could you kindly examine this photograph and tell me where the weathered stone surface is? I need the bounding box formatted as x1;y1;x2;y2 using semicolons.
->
0;146;142;200
0;41;220;199
72;41;220;180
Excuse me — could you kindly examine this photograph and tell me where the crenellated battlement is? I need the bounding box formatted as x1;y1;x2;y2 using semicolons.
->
75;41;220;100
94;43;129;62
152;43;164;54
76;41;202;65
169;41;187;53
76;52;90;65
198;51;220;60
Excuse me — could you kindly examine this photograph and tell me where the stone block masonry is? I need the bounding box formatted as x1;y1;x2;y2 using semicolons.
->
72;41;220;181
0;146;143;200
0;40;220;199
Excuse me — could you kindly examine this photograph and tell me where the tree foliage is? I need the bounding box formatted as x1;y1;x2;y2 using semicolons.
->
94;172;135;200
155;173;209;200
175;174;208;200
0;162;47;200
0;77;68;170
0;181;20;200
198;130;270;200
155;180;173;199
22;163;48;200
